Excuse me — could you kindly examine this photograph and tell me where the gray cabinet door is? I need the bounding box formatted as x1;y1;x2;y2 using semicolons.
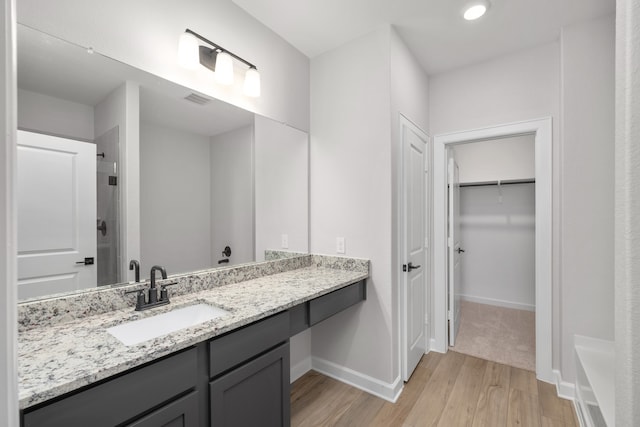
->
127;392;199;427
210;342;290;427
22;348;198;427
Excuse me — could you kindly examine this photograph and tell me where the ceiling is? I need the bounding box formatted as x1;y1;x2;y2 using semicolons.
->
231;0;615;75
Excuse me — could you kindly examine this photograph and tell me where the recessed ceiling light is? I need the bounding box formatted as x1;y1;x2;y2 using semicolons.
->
463;2;489;20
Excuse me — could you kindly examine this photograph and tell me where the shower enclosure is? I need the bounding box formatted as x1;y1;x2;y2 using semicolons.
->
95;126;121;285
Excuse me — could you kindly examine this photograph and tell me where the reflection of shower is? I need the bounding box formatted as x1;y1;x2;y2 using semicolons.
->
95;127;121;285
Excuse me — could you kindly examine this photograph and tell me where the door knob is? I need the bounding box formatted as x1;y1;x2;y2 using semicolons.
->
456;248;465;254
97;220;107;236
403;262;421;272
76;257;94;265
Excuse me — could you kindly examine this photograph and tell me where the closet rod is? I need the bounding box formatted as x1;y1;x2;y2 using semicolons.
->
458;179;536;188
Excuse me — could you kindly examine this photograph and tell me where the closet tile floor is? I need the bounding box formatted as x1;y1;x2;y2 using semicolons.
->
450;301;536;372
291;351;578;426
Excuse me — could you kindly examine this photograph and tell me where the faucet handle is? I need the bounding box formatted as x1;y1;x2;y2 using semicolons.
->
160;280;179;289
159;281;179;303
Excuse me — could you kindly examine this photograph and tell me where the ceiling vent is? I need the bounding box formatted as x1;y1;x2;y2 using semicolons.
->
184;93;211;106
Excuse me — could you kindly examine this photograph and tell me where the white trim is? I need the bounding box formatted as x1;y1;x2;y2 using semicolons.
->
1;0;18;425
459;294;535;312
311;356;404;403
553;369;576;401
290;356;312;383
433;117;554;383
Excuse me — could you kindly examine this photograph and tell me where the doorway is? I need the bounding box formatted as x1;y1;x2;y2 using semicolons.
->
432;118;553;383
447;135;536;371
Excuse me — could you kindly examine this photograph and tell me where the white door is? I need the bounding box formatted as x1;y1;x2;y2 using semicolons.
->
448;156;462;346
17;130;97;299
401;117;427;381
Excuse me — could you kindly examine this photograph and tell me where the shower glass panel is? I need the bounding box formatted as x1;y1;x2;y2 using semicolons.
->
95;126;121;286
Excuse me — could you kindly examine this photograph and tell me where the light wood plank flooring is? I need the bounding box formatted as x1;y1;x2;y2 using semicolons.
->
291;351;578;427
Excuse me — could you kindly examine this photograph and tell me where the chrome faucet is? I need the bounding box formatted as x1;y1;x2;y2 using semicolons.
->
125;265;177;311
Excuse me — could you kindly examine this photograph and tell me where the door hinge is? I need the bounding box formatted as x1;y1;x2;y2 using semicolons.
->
447;237;453;248
447;310;452;320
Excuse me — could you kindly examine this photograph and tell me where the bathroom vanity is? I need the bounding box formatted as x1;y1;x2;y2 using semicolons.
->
18;255;368;427
13;21;363;427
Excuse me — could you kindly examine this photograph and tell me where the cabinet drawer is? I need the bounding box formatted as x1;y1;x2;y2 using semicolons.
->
209;342;290;427
23;347;197;427
209;311;289;378
309;280;366;326
127;391;199;427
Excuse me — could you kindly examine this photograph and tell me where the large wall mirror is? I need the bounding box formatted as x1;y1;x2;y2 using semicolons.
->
16;24;309;301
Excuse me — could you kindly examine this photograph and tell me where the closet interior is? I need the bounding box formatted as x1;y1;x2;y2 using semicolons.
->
448;134;536;372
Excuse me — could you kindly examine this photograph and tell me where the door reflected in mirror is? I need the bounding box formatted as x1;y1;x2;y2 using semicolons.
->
16;24;309;301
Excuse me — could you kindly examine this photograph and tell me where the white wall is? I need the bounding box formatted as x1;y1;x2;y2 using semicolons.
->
453;135;535;184
17;88;94;140
290;329;311;382
139;122;212;277
1;0;18;424
615;1;640;423
254;115;308;261
210;125;254;266
16;0;310;132
310;27;394;386
429;43;561;136
459;183;535;311
560;15;615;383
310;26;429;396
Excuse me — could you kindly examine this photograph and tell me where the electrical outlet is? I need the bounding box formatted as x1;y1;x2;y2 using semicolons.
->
281;234;289;249
336;237;345;254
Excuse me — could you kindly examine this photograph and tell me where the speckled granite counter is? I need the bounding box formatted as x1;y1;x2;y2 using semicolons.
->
18;255;368;409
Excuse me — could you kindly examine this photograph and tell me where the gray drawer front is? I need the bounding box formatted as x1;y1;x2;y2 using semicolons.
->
209;311;289;378
309;280;366;326
209;342;290;427
23;347;197;427
127;391;199;427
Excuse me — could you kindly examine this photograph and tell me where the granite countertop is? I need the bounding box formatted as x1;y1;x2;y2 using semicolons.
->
18;265;367;409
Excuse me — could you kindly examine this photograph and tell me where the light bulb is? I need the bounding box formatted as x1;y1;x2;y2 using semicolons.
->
215;51;234;85
244;68;261;98
178;32;200;69
463;2;489;20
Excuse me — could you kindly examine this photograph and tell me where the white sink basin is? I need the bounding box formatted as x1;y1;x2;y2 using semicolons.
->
107;303;230;346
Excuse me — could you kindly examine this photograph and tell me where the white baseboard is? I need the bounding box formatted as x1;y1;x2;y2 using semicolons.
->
429;337;447;354
552;369;576;401
290;356;312;383
460;294;535;312
311;356;403;403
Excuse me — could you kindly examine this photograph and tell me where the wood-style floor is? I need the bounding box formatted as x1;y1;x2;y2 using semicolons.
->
291;351;578;426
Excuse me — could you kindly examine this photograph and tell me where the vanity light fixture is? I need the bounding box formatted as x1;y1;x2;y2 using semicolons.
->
463;1;490;20
177;28;261;97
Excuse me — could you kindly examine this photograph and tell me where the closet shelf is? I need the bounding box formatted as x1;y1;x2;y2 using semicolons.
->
459;178;535;188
